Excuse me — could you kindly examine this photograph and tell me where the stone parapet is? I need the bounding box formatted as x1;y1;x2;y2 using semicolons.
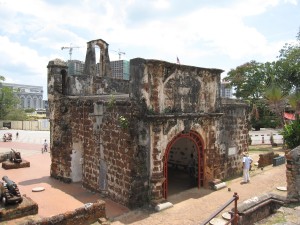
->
2;160;30;169
258;151;279;168
23;200;106;225
0;195;38;222
234;193;286;225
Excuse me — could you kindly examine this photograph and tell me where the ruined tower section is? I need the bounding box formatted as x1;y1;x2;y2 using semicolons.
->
218;98;250;178
83;39;114;95
47;59;74;182
48;39;147;208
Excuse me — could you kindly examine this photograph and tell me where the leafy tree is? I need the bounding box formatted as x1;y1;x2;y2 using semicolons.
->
224;61;266;100
276;29;300;92
224;29;300;129
263;82;287;127
224;61;279;129
250;100;280;130
288;92;300;114
0;76;21;119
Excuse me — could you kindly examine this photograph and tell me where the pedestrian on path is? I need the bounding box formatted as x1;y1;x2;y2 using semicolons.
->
242;152;253;184
16;132;19;139
42;139;48;153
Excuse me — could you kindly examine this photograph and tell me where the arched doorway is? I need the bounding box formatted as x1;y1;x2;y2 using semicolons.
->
163;130;204;199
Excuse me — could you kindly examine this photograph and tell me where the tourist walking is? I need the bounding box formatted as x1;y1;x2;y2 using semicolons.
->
242;152;253;183
42;139;48;153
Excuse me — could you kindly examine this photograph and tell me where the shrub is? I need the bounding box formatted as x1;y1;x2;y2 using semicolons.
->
281;119;300;149
119;116;128;129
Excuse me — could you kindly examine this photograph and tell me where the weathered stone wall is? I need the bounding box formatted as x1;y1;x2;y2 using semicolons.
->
48;93;148;208
235;193;285;225
0;196;38;222
48;39;249;208
219;99;249;179
96;100;148;207
67;75;129;96
130;58;222;114
286;145;300;201
258;151;279;168
23;200;106;225
129;58;249;202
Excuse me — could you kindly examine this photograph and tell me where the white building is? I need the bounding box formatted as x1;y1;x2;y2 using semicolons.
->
1;83;44;109
221;81;233;98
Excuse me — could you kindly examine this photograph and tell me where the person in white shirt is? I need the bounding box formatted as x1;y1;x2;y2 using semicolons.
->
43;139;48;153
242;152;253;183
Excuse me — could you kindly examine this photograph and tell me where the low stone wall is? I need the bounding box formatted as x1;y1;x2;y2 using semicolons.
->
0;195;38;222
286;145;300;201
233;193;286;225
258;152;279;168
2;160;30;169
23;200;106;225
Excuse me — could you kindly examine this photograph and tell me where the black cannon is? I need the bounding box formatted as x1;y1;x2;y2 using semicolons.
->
0;176;23;205
10;148;22;163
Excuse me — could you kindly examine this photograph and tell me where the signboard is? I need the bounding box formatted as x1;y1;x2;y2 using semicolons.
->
228;147;236;156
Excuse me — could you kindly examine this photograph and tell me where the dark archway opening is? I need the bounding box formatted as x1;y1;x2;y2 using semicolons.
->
163;130;204;199
167;137;198;196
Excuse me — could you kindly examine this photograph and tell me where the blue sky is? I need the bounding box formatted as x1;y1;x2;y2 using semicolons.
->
0;0;299;100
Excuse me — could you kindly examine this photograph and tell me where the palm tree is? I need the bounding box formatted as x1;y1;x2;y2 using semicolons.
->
264;82;287;127
288;92;300;119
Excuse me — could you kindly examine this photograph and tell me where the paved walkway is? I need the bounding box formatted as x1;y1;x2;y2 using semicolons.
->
111;164;286;225
0;130;287;225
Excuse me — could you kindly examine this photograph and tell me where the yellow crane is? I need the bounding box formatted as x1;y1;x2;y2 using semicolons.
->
61;44;81;60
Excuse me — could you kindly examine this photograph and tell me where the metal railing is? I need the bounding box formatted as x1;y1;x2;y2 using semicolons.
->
200;192;239;225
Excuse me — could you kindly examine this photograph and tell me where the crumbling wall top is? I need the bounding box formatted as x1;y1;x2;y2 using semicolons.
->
47;58;67;68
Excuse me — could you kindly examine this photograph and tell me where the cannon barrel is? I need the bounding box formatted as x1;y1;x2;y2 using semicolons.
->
10;148;22;163
2;176;17;193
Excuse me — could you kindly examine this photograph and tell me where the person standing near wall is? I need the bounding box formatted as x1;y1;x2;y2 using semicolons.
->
242;152;253;184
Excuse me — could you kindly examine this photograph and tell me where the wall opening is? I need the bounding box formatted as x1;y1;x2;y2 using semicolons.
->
61;69;67;95
99;159;108;191
70;142;83;182
95;45;101;76
163;130;204;199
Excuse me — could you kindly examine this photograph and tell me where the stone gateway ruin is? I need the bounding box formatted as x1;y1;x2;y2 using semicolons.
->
47;38;249;208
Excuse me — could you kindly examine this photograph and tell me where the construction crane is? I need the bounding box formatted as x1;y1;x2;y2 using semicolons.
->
111;49;126;60
61;44;81;60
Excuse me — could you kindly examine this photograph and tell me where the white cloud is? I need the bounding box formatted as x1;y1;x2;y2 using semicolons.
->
233;0;280;17
0;36;48;78
0;0;299;96
152;0;170;9
284;0;298;5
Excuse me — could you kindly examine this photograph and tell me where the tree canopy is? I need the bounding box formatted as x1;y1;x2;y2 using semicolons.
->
0;76;26;120
223;29;300;130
